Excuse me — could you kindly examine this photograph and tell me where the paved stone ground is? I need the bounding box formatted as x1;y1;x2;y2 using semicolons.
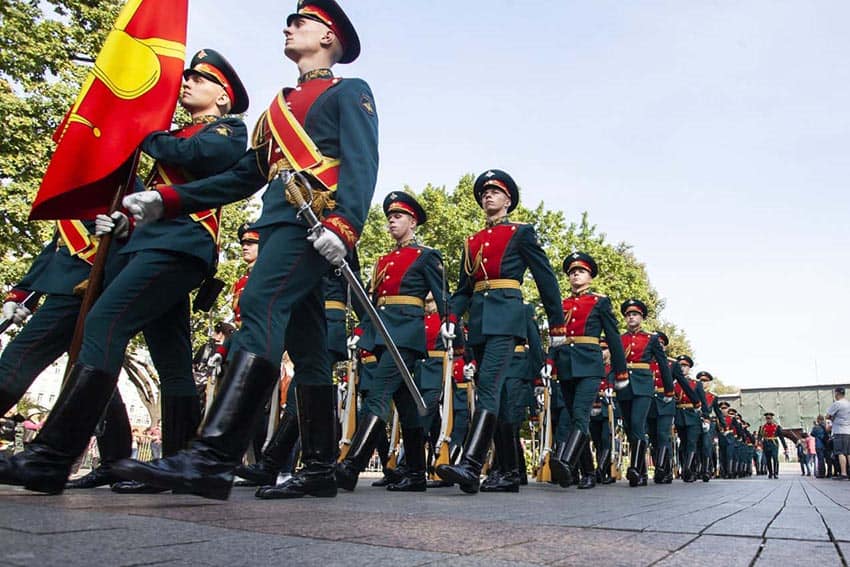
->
0;466;848;566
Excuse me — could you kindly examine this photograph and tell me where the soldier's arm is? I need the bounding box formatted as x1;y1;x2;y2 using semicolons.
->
423;250;448;319
777;426;788;450
141;118;247;175
320;79;379;251
674;368;700;406
711;399;725;422
598;297;627;376
649;335;674;394
518;225;565;329
694;380;710;416
525;306;544;373
13;237;57;292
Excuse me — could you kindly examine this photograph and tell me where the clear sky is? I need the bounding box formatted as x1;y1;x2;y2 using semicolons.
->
185;1;850;390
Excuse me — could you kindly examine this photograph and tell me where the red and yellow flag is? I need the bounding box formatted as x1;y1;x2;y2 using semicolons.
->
29;0;188;220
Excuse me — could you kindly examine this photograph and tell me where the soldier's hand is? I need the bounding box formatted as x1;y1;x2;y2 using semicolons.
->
307;229;346;265
590;406;602;417
701;419;711;432
603;387;614;398
95;212;130;238
549;335;566;349
540;362;553;380
2;301;31;325
346;334;360;350
123;191;164;225
534;385;545;398
463;362;476;380
207;353;223;368
439;321;456;349
662;395;674;404
614;378;629;390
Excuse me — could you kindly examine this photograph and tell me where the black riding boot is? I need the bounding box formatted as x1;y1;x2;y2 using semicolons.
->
627;439;647;487
597;448;615;484
682;451;697;482
255;384;338;499
113;393;202;494
331;413;384;492
436;409;497;494
111;352;279;500
652;445;667;484
577;444;596;489
552;430;587;488
387;426;426;492
66;391;132;489
482;421;520;493
0;364;117;494
516;430;528;486
480;423;503;491
233;411;299;487
701;455;712;482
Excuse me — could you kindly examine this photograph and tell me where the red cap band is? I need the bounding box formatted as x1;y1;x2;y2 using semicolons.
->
192;63;235;107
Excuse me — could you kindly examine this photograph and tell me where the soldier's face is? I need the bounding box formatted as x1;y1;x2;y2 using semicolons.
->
480;188;510;216
241;241;258;263
625;311;643;330
284;16;331;60
568;267;592;289
679;362;691;376
387;212;416;241
181;74;227;114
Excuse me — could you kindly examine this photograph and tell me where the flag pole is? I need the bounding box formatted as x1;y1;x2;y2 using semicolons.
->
62;149;141;384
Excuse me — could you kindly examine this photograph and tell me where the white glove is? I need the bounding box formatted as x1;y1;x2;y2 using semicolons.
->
614;378;629;391
463;362;475;380
590;407;602;417
346;334;360;350
534;386;545;398
540;363;553;380
549;335;566;349
662;396;674;404
603;387;614;399
95;212;130;238
307;229;346;265
439;322;456;349
207;353;223;368
123;191;164;225
701;420;711;432
2;301;31;325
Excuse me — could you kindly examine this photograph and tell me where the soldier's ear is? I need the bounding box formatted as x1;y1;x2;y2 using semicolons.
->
216;91;232;114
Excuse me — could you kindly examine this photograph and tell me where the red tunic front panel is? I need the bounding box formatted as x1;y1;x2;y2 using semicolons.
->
621;331;651;364
562;294;599;336
424;312;441;351
372;247;421;297
466;224;519;282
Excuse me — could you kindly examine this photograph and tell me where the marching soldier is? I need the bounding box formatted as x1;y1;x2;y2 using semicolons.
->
549;253;627;489
673;355;708;482
696;371;725;481
335;192;446;493
0;48;249;494
111;0;378;500
436;169;567;494
647;333;683;484
758;412;788;479
617;299;673;487
0;220;131;489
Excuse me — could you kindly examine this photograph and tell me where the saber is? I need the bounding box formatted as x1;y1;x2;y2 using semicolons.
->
282;171;427;415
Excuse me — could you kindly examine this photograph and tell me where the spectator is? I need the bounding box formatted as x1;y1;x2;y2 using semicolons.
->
826;387;850;480
811;416;827;477
796;435;809;476
824;421;835;477
804;430;817;476
147;421;162;460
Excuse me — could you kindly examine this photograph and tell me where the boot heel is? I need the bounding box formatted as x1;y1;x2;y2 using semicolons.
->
24;475;66;495
309;485;338;498
193;482;232;501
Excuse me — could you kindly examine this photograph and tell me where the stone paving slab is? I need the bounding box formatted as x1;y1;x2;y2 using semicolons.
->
1;476;848;566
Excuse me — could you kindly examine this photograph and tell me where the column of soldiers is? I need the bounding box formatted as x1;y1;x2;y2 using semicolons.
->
0;0;792;499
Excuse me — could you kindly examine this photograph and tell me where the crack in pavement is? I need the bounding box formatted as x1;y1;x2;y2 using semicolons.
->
748;482;792;567
801;482;849;567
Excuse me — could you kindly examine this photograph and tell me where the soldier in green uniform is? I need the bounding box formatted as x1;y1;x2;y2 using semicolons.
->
481;303;542;492
673;355;709;482
758;412;788;479
0;49;249;495
617;299;673;487
436;169;567;494
1;220;131;489
549;253;627;489
111;1;378;500
696;370;725;481
335;192;446;493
